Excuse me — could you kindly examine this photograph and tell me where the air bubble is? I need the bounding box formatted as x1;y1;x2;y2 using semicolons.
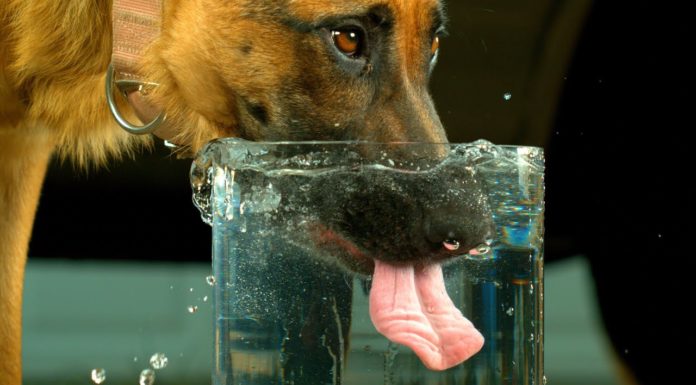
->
506;307;514;316
503;92;512;101
91;368;106;384
187;305;198;314
139;369;155;385
149;353;168;370
206;275;216;286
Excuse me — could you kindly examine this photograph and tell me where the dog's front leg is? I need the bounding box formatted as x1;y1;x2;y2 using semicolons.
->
0;130;54;385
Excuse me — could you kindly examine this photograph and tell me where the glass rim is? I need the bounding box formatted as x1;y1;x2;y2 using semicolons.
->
203;138;544;151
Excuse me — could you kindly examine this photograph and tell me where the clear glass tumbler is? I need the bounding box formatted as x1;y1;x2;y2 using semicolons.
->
191;139;545;385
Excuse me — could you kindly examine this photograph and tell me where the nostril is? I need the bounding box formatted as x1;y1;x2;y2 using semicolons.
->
468;243;492;256
442;239;461;251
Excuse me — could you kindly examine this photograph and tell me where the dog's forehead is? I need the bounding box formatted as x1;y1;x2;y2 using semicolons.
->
282;0;444;26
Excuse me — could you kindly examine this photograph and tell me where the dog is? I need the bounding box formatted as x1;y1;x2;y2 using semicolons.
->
1;1;493;383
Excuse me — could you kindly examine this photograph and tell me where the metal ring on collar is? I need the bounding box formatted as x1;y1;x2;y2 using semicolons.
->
105;63;166;135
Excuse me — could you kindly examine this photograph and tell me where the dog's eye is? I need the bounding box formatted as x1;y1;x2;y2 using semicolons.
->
431;36;440;57
332;29;364;57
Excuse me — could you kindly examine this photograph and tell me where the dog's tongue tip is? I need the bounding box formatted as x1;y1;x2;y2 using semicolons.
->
369;259;484;370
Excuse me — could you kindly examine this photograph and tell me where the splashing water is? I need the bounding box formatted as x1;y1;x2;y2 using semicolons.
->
149;353;168;370
139;369;156;385
90;368;106;384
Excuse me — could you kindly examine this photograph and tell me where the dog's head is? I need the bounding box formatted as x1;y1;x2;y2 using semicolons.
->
144;0;448;151
162;0;495;271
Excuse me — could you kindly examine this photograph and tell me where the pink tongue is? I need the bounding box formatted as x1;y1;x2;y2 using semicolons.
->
369;260;484;371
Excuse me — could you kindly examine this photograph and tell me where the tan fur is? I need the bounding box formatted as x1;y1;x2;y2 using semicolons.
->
1;1;447;383
0;130;53;385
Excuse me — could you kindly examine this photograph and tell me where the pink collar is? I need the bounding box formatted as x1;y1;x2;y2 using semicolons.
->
112;0;162;81
108;0;177;144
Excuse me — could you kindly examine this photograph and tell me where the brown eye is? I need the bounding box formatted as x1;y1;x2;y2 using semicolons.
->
332;29;363;57
431;36;440;56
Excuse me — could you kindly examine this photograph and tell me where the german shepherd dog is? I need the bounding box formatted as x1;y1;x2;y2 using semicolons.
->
1;1;493;383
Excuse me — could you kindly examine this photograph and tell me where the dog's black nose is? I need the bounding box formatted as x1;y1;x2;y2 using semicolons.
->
308;160;494;274
423;205;494;256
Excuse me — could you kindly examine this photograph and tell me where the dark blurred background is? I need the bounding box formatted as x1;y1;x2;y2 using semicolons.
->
26;0;693;384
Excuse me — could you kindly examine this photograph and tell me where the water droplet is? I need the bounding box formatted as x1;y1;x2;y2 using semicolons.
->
543;375;548;384
149;353;168;370
203;296;209;302
189;287;194;292
206;275;216;286
506;307;514;316
168;285;174;291
187;305;198;314
139;368;155;385
658;233;663;238
503;92;512;101
91;368;106;384
133;356;139;362
443;239;460;251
